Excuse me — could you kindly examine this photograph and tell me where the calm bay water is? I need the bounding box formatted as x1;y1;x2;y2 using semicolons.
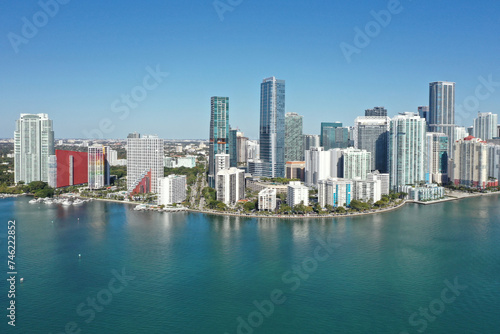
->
1;196;500;334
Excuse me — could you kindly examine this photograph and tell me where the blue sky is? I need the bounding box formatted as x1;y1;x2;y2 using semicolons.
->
1;0;500;139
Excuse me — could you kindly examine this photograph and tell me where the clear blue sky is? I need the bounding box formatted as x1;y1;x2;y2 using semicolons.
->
1;0;500;139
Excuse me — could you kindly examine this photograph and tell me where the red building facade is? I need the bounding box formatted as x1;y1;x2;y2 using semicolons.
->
56;150;88;188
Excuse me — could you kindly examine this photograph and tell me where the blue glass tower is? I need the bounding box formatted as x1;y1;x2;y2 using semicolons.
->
259;77;285;177
209;96;229;187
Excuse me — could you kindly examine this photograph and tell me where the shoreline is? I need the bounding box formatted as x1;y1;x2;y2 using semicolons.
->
3;189;499;219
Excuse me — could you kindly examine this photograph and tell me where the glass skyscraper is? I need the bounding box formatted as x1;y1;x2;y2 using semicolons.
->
353;116;390;172
389;113;427;190
209;96;230;187
229;128;238;168
284;112;303;162
429;81;455;157
258;77;285;177
321;122;349;149
473;112;498;140
14;113;55;184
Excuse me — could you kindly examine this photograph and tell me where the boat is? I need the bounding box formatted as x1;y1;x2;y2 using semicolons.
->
62;200;72;206
73;199;84;205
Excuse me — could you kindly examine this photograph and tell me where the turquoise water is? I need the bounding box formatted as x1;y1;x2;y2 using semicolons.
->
1;196;500;334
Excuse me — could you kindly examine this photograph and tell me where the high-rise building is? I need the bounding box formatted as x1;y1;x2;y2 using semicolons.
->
352;178;382;203
389;113;427;190
216;167;245;205
209;96;230;187
237;132;248;164
287;181;309;207
455;126;468;142
321;122;349;149
487;144;500;181
284;112;303;162
50;150;88;188
246;140;259;161
318;178;352;208
158;175;186;205
258;77;286;177
88;145;110;190
305;147;344;186
14;113;55;184
418;106;430;127
229;128;238;167
303;134;320;151
452;136;489;188
107;149;119;166
367;171;390;195
425;133;448;184
473;112;498;140
497;125;500;138
353;116;390;172
258;188;277;211
342;148;371;180
429;81;455;157
365;107;387;117
214;154;230;187
126;133;164;194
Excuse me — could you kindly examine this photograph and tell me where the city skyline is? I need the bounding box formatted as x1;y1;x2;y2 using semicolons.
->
2;1;500;139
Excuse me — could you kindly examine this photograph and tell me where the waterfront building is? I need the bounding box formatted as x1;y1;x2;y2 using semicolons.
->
318;178;352;208
287;181;309;207
258;77;286;177
88;145;110;190
367;171;390;195
14;113;54;184
429;81;456;157
285;161;305;181
209;96;230;187
246;177;288;195
343;148;371;180
389;113;426;190
399;184;445;201
365;106;388;117
473;112;498;140
126;133;164;194
452;136;489;188
49;150;88;188
353;116;390;172
425;132;448;184
216;167;245;205
352;178;382;203
158;175;186;205
285;112;304;162
487;144;500;181
258;188;277;211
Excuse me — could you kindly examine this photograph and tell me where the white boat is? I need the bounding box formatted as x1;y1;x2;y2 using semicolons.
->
62;200;72;206
73;199;84;205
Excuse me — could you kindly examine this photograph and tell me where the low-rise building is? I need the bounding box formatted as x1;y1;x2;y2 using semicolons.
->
287;181;309;207
258;188;277;211
158;175;187;205
318;178;352;208
398;184;445;201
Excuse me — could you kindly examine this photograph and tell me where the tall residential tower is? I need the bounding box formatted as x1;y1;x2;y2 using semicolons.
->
209;96;230;187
